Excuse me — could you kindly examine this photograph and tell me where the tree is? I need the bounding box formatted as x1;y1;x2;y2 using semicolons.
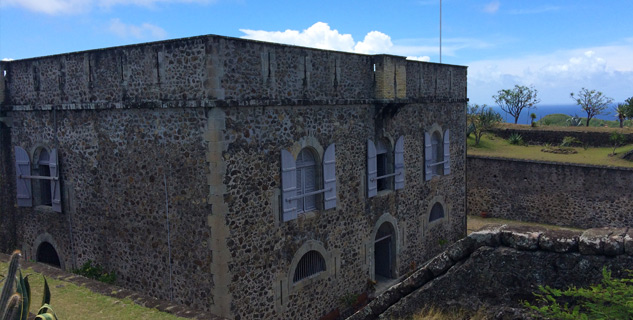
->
530;113;537;127
467;103;501;145
493;85;540;124
570;88;614;127
610;131;626;155
624;96;633;120
614;104;627;128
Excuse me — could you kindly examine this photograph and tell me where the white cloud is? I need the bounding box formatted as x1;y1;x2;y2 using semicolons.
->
508;5;560;15
1;58;15;61
483;1;500;14
467;44;633;104
108;18;167;39
354;31;394;54
0;0;215;15
406;56;431;62
241;22;454;59
240;22;356;52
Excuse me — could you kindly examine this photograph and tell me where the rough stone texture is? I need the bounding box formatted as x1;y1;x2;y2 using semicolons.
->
538;229;581;253
500;226;546;251
625;229;633;255
351;227;633;320
0;34;467;319
489;127;633;147
468;156;633;229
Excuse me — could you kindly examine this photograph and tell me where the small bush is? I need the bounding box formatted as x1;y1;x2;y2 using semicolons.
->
508;133;524;145
73;260;117;284
524;267;633;319
560;136;582;147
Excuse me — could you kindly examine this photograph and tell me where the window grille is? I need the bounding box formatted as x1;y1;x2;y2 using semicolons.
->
293;250;326;283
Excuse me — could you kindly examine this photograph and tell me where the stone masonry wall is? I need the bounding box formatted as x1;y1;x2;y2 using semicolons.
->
489;126;633;147
467;156;633;229
0;34;467;319
350;225;633;320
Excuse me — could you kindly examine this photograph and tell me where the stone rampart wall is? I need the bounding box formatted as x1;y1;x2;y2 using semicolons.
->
0;35;466;110
490;127;633;147
349;225;633;320
467;156;633;229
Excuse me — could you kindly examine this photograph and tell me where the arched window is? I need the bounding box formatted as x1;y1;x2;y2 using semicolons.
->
35;148;52;206
296;148;317;213
429;202;444;222
293;250;326;283
375;139;393;192
431;132;443;176
425;128;450;181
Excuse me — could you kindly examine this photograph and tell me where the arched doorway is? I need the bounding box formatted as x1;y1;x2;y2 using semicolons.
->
374;222;396;280
36;242;61;268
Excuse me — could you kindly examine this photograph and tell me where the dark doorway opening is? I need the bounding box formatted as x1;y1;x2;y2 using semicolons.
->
37;242;61;268
374;222;395;279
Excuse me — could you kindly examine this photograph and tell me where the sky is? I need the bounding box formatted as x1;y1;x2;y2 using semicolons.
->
1;0;632;106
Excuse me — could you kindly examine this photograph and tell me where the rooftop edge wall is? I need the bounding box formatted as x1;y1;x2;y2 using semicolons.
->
0;35;467;111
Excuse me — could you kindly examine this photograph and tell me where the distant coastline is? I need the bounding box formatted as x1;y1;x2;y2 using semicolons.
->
489;104;617;124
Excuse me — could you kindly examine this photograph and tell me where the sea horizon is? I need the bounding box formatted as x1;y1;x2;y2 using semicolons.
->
488;104;619;125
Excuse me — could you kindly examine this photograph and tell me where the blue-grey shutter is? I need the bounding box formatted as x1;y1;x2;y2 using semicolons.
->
443;129;451;175
394;136;405;190
14;146;32;207
424;132;432;181
367;140;377;198
323;143;336;210
281;149;298;221
50;148;62;212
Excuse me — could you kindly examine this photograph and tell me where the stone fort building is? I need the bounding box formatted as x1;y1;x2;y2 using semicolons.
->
0;34;467;319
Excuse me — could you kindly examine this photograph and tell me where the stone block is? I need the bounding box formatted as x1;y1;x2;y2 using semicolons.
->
625;229;633;256
396;268;432;296
604;228;628;256
539;229;582;253
579;228;612;255
446;236;476;262
468;224;507;249
368;288;402;316
500;226;545;251
427;252;454;277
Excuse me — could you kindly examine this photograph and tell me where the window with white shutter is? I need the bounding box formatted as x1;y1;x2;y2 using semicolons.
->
281;149;298;222
14;146;33;207
323;143;336;210
367;140;377;198
443;129;451;175
394;136;405;190
281;143;337;222
50;149;62;212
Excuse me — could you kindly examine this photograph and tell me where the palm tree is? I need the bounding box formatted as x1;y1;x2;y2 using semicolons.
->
614;104;626;128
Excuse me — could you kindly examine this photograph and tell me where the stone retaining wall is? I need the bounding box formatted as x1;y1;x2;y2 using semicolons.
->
467;156;633;229
349;225;633;319
489;127;633;147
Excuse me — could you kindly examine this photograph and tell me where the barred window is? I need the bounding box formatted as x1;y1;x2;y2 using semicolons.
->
293;250;326;283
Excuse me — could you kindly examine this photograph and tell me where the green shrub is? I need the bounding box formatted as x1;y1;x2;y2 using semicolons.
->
73;260;116;284
560;136;582;147
524;267;633;319
508;133;524;145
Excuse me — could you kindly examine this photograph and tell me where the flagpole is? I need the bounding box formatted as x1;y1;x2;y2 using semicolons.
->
440;0;442;63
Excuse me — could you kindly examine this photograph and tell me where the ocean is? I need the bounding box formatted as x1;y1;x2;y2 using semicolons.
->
489;104;618;125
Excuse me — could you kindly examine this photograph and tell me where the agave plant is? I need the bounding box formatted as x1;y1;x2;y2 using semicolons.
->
0;251;58;320
566;115;583;127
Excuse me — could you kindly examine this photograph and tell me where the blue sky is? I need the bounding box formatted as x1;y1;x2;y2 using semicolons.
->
1;0;632;106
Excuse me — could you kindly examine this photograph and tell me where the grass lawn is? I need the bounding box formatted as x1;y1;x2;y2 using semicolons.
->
467;134;633;168
0;263;186;320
